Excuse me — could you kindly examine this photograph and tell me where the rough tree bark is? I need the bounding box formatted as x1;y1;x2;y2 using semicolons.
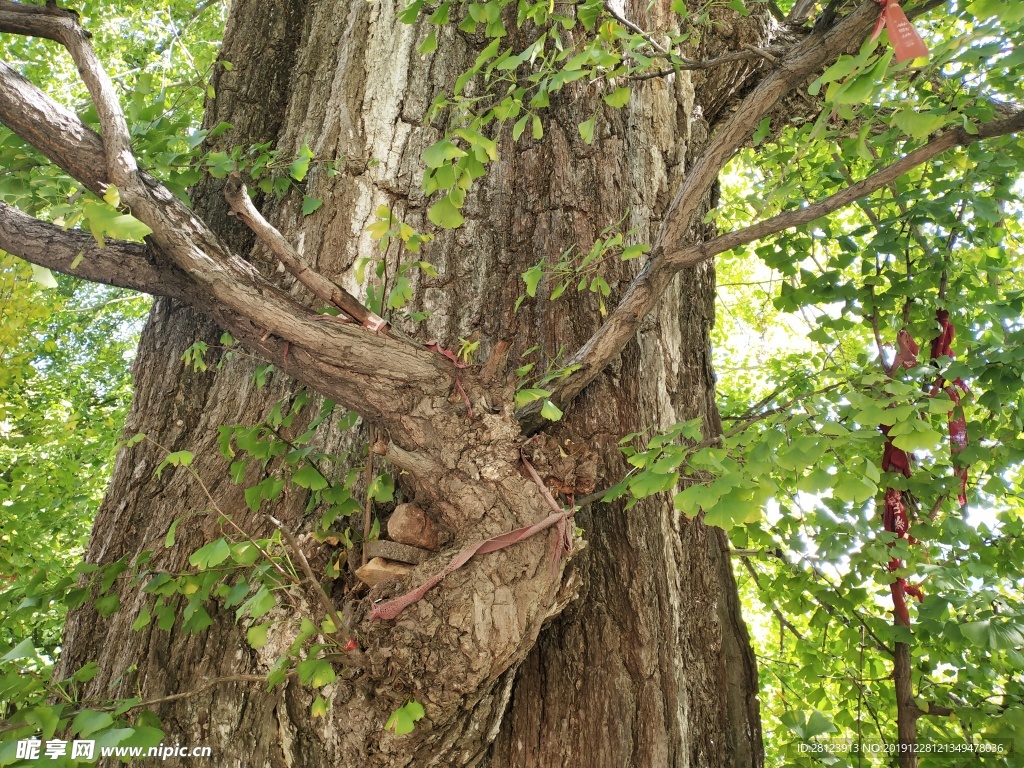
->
0;0;963;765
49;0;762;764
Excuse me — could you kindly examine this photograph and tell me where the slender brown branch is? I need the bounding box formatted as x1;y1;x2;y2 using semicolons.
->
655;2;878;259
917;702;955;717
742;44;782;65
666;112;1024;268
222;173;387;331
125;674;267;709
268;514;350;642
524;103;1024;431
721;382;846;440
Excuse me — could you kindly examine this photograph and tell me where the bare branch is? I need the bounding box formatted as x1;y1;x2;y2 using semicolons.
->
223;173;387;331
0;202;190;298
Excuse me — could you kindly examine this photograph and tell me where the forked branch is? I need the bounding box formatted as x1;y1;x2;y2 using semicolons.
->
0;1;451;420
521;0;1016;431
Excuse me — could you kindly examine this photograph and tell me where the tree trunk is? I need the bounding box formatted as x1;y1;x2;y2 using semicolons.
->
60;0;763;765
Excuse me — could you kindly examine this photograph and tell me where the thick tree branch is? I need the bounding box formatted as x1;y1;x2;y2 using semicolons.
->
656;3;878;257
519;0;880;430
0;201;190;298
523;1;1021;432
0;204;416;427
0;61;108;198
0;3;452;419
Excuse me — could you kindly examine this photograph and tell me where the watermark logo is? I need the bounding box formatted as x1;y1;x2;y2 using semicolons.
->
14;736;211;761
16;737;94;761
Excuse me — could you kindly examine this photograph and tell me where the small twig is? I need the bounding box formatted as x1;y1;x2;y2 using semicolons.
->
741;44;781;64
731;548;785;558
118;674;266;709
362;426;376;567
740;556;807;641
151;0;219;56
626;48;783;81
268;514;350;642
721;383;845;440
602;1;669;56
0;675;268;736
142;435;297;586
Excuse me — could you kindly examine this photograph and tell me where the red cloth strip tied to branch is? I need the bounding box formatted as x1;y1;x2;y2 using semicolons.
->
879;314;971;626
370;454;572;621
871;0;929;64
929;309;970;508
881;330;923;627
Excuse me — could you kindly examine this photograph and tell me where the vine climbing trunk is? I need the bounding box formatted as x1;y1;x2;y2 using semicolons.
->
58;0;764;765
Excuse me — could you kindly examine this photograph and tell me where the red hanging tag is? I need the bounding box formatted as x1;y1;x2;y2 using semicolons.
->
873;0;929;63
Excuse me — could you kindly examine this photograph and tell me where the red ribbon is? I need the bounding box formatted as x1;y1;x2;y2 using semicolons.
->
880;330;923;626
872;0;929;64
878;313;971;626
929;310;970;507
